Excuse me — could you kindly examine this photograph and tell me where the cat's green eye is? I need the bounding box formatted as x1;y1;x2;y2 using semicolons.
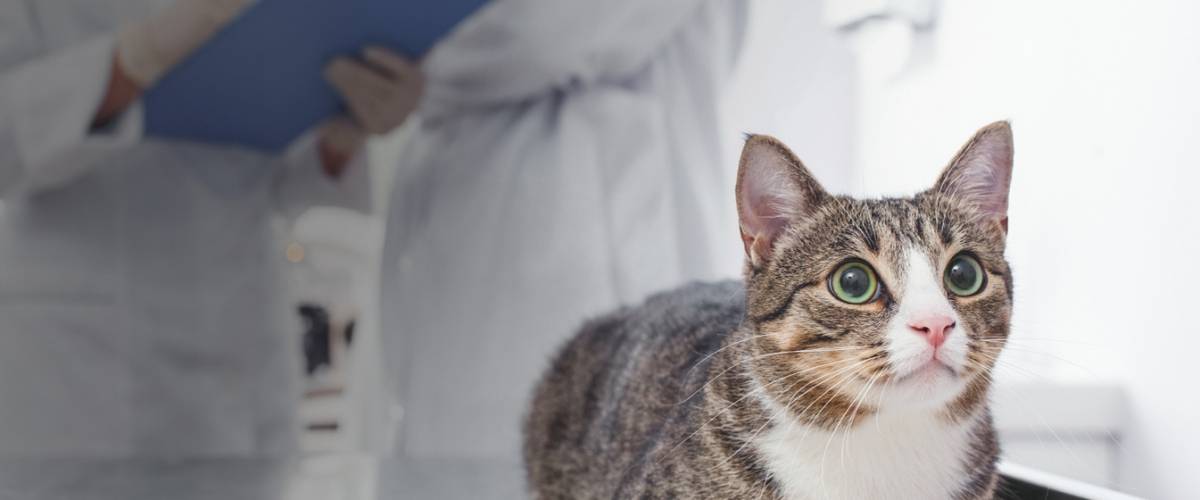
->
830;261;879;304
944;253;985;297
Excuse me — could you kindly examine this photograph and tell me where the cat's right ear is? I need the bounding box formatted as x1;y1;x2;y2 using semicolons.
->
736;135;829;270
932;121;1014;233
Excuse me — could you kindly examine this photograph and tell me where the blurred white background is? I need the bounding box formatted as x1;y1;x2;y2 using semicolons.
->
295;0;1197;497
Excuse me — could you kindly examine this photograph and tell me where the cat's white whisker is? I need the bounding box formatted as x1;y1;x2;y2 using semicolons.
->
818;369;882;486
839;371;883;468
677;345;865;407
719;358;869;471
659;355;858;465
965;351;1130;460
748;359;868;459
801;364;874;494
986;343;1109;380
977;336;1091;343
770;358;873;451
682;332;773;380
871;373;894;434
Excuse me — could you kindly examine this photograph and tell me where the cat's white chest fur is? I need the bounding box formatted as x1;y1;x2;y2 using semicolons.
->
754;399;977;500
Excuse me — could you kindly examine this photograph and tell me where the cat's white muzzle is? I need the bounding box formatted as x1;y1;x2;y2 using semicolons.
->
876;248;974;409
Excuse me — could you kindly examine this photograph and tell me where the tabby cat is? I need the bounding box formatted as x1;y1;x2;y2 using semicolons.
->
525;122;1014;499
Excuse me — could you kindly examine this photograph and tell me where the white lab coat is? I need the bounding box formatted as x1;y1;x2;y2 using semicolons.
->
0;0;367;456
379;0;747;459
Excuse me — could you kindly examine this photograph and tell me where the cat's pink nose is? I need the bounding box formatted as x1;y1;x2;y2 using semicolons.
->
908;315;955;348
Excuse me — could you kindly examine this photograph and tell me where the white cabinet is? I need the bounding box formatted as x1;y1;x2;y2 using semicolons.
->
993;383;1126;487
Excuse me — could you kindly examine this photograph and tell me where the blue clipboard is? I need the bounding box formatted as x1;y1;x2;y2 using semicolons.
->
143;0;488;152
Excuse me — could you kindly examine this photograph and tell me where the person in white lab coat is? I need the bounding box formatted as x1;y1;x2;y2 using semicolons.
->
379;0;748;459
0;0;419;455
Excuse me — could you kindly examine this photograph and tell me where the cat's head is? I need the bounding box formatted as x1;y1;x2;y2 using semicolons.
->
736;122;1013;425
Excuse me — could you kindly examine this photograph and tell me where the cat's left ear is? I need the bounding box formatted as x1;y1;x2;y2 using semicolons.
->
933;121;1014;233
737;135;829;270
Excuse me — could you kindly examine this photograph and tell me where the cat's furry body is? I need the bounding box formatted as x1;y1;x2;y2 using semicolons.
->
524;281;998;499
525;123;1014;499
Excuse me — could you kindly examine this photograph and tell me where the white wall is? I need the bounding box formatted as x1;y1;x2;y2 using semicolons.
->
846;1;1200;497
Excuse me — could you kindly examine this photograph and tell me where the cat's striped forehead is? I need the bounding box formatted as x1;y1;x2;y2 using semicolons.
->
754;193;1009;294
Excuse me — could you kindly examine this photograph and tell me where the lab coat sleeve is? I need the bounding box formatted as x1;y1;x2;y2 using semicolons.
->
273;129;372;224
0;35;141;197
420;0;718;117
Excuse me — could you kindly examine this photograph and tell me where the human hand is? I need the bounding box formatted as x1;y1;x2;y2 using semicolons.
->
317;47;422;176
316;117;367;179
323;47;423;135
116;0;256;88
